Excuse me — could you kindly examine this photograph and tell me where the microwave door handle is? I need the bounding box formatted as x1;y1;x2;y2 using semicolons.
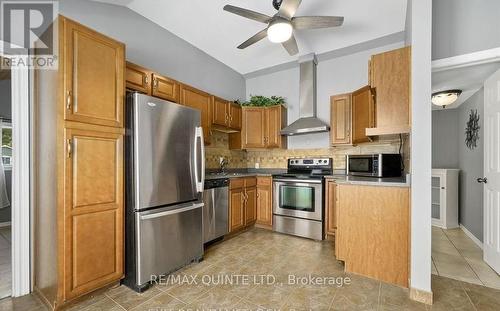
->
194;127;205;193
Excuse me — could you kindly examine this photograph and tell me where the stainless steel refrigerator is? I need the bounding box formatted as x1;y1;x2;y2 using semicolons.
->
124;92;205;292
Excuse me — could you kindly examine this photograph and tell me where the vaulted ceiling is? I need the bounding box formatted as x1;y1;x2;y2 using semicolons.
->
92;0;407;74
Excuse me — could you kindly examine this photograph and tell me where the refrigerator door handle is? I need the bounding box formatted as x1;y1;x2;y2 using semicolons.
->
139;202;204;220
194;127;205;193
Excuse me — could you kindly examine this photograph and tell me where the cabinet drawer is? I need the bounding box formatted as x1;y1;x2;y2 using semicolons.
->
257;177;272;186
245;177;257;188
230;178;245;190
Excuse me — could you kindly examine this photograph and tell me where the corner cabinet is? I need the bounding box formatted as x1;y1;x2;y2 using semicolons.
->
432;169;460;229
366;46;411;136
229;106;287;150
35;16;125;308
179;84;213;145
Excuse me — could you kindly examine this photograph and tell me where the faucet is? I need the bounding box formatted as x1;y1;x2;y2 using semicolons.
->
219;158;228;174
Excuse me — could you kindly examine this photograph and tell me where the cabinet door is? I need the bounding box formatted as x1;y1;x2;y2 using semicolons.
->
152;73;180;103
351;86;374;144
245;187;257;224
125;62;152;95
180;85;212;144
242;108;266;148
213;97;228;127
229;188;245;232
63;19;124;128
256;178;272;226
64;128;123;299
370;47;410;129
330;94;352;145
266;106;282;148
229;103;242;130
325;181;337;235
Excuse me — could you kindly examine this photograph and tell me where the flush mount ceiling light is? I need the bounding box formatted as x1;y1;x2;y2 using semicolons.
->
431;90;462;108
267;18;293;43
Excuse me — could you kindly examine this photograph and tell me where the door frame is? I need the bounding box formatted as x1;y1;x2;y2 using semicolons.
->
0;41;31;297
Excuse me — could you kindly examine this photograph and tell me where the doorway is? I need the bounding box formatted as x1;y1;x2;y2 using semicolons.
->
0;59;12;299
431;48;500;289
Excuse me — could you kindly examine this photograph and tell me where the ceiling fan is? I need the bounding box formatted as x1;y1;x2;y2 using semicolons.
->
223;0;344;56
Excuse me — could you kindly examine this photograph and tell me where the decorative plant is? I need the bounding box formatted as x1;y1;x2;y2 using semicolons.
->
236;95;286;107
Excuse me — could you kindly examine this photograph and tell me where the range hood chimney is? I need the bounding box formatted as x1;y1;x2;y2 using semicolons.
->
281;54;330;136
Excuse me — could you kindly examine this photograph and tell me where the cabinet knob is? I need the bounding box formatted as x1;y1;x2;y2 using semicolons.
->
144;75;149;86
153;78;158;89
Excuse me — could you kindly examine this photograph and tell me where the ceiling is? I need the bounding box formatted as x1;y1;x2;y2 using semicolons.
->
92;0;407;74
432;62;500;110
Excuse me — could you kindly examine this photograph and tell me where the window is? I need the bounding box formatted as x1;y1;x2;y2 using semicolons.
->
0;122;12;170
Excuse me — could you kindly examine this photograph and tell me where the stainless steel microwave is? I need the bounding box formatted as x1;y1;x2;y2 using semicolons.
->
346;154;402;177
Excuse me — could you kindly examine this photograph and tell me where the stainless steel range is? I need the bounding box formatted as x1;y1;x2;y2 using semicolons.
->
272;158;333;240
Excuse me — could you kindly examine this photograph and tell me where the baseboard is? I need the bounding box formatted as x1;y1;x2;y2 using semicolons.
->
410;287;433;305
0;221;11;228
459;224;483;249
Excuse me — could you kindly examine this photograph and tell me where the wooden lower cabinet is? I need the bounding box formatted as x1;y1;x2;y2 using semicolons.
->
325;180;337;236
256;177;273;227
335;184;409;287
229;178;257;233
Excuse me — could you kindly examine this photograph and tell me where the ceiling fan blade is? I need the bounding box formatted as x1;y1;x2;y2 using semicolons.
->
282;34;299;56
279;0;302;19
237;29;268;49
223;5;272;24
292;16;344;30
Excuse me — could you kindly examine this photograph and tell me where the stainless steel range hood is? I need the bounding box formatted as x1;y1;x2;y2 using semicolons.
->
281;54;330;136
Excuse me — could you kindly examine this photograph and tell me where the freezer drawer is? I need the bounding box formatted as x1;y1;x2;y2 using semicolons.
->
136;202;203;286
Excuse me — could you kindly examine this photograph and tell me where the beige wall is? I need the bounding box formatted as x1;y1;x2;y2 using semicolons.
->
206;131;410;171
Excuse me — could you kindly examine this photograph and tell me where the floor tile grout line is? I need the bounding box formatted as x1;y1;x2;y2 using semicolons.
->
441;228;485;286
101;293;127;311
458;279;479;311
431;257;440;276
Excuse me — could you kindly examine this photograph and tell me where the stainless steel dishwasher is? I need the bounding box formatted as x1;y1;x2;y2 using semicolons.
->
202;178;229;243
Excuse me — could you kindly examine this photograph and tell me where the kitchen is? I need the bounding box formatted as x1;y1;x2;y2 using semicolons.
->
5;0;499;310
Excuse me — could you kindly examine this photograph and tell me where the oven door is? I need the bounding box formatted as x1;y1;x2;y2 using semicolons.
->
273;179;323;221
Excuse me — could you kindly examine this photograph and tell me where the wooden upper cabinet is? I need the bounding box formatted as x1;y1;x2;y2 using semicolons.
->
64;19;125;128
180;84;212;144
331;94;352;145
64;128;123;299
125;62;152;95
325;181;337;236
256;177;272;227
351;86;375;144
152;73;180;103
213;96;229;127
367;46;411;135
241;108;266;148
228;103;242;130
266;106;282;148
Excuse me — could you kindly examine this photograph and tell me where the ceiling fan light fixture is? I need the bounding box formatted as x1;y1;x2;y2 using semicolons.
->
431;90;462;108
267;19;293;43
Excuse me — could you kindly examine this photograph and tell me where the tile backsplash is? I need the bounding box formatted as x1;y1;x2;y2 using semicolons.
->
206;131;411;172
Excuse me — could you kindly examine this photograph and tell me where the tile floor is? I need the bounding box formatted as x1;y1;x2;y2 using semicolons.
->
432;226;500;289
1;227;500;310
0;226;11;300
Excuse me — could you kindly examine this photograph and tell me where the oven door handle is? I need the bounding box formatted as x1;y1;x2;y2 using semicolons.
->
272;178;323;184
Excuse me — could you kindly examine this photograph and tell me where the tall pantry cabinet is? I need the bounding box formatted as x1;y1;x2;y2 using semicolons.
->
34;16;125;309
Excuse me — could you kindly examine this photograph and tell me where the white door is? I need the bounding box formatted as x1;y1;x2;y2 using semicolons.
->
484;68;500;273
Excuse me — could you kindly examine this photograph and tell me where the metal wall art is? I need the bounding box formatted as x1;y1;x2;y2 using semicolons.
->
465;109;480;150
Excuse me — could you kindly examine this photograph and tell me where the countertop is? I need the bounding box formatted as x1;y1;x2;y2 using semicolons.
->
325;174;411;187
205;169;286;180
206;169;410;187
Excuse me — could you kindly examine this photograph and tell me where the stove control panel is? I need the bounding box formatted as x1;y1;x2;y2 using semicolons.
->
288;158;332;167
